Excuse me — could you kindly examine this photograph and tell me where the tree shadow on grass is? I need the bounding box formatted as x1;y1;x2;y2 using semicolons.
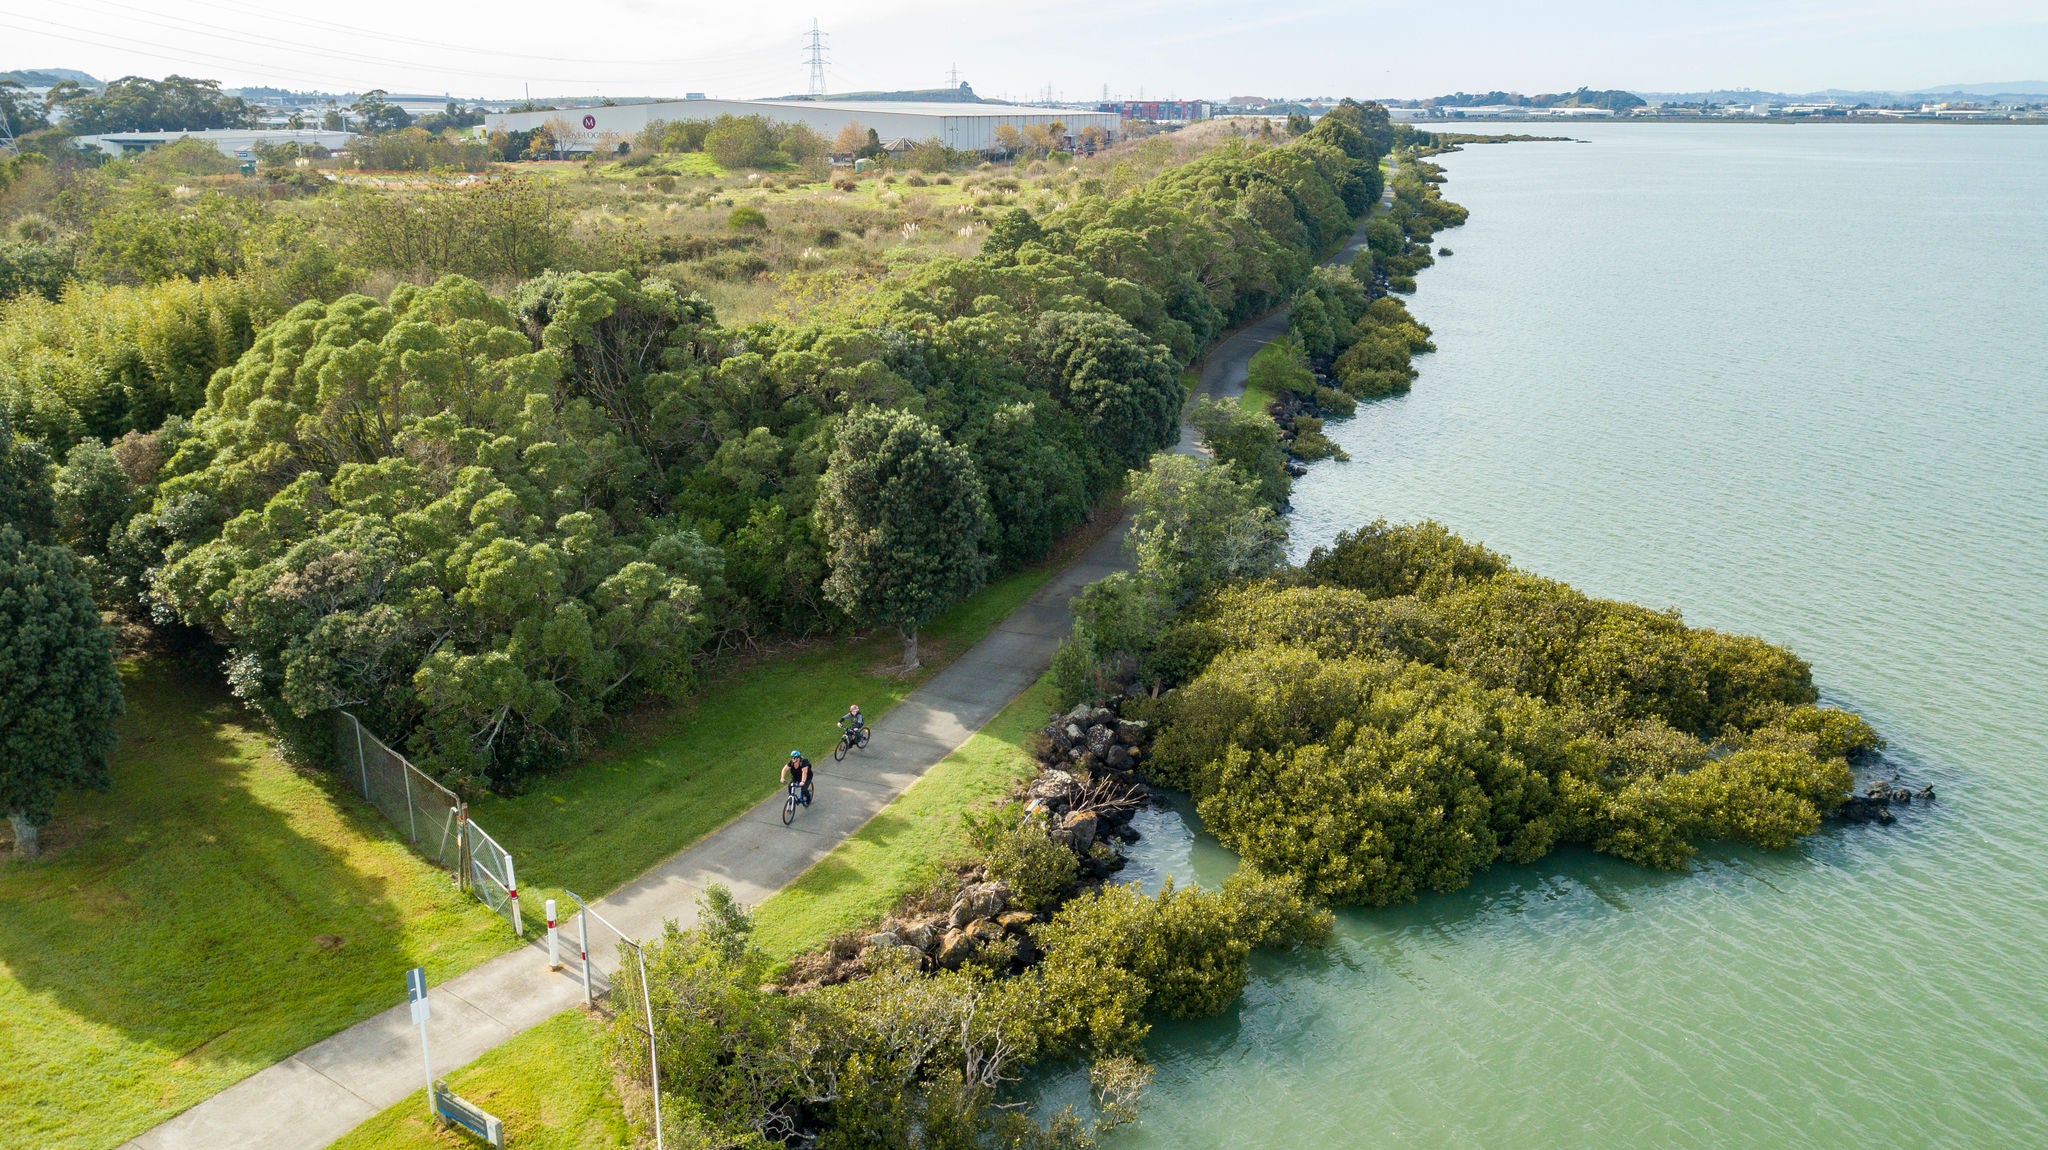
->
0;655;498;1143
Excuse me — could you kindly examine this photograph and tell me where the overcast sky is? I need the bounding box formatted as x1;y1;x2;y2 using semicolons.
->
2;0;2043;100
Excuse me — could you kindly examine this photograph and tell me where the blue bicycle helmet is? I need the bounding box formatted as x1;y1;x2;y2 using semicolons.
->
790;749;803;758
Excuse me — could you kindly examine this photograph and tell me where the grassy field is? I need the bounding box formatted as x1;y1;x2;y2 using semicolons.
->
334;672;1058;1148
0;655;514;1150
469;547;1070;915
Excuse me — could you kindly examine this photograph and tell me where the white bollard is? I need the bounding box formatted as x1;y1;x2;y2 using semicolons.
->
545;898;561;971
505;856;522;937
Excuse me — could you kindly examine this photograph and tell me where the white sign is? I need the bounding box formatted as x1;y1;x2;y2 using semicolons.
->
405;966;430;1024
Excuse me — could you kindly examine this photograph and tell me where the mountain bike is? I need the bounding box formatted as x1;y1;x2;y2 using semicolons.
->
782;781;811;825
833;724;871;762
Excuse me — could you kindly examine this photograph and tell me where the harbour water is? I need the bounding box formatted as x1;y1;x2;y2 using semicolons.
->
1041;124;2048;1147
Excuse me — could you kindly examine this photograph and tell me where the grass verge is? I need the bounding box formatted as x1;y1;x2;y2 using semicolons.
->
0;654;512;1150
327;1010;628;1150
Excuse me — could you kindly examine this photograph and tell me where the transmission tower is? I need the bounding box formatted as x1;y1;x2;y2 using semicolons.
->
947;63;961;88
803;20;830;97
0;100;15;155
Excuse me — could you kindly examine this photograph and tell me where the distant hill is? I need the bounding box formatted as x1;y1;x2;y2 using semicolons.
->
1917;81;2048;97
1640;83;2048;105
1421;87;1646;111
0;68;99;88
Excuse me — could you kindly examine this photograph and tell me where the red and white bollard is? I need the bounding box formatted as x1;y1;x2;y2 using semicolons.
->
505;856;521;937
545;898;561;971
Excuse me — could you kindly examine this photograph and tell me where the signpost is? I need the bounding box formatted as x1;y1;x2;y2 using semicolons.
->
405;967;432;1120
406;967;506;1146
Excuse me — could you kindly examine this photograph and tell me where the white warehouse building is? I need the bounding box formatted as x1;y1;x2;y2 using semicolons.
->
481;98;1122;155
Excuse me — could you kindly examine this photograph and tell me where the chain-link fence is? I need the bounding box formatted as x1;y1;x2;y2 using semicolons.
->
335;710;522;936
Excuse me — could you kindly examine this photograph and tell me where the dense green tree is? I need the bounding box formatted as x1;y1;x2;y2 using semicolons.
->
349;89;414;133
980;207;1045;262
1027;312;1182;481
0;526;123;856
1124;452;1286;607
816;406;993;668
0;417;56;542
0;81;51;134
52;75;257;134
146;277;714;786
964;400;1089;567
1190;397;1291;508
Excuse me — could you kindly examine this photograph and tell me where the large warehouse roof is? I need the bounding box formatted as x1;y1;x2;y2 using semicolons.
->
482;98;1121;155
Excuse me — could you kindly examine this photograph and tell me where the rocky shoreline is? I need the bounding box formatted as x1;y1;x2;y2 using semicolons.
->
1839;775;1937;825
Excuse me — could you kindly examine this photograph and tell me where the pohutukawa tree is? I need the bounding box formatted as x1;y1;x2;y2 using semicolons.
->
0;526;124;857
816;406;992;669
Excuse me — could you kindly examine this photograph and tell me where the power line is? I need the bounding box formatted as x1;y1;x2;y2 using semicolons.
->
172;0;778;71
62;0;686;88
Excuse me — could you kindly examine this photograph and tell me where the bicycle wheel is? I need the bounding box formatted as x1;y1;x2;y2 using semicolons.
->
833;736;849;762
857;728;870;749
782;791;798;825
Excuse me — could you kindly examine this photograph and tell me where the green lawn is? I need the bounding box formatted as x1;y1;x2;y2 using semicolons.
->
0;656;514;1150
751;672;1057;957
329;1010;629;1150
334;673;1058;1148
469;559;1061;913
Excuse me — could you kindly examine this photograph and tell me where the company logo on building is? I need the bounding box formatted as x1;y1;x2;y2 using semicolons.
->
583;115;597;129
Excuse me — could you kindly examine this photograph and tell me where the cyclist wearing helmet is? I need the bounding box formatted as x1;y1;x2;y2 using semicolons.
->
782;750;814;806
838;703;866;738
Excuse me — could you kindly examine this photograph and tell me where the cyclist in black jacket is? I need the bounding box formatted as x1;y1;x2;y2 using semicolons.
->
781;750;814;806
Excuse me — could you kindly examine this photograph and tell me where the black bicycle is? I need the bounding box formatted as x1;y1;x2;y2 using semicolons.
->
833;724;872;762
781;781;810;825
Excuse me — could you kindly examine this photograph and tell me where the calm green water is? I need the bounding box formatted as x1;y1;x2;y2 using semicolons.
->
1041;125;2048;1146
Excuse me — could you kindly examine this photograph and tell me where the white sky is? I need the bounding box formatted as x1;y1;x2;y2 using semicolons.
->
1;0;2043;100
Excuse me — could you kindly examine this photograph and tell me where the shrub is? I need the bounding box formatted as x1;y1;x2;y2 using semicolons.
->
727;205;767;231
1143;522;1865;901
966;806;1080;911
330;177;570;280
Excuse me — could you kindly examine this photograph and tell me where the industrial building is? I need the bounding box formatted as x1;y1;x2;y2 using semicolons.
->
72;128;355;159
481;98;1122;155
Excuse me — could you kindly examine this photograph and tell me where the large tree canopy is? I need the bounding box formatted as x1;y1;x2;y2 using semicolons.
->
816;406;993;668
50;75;259;134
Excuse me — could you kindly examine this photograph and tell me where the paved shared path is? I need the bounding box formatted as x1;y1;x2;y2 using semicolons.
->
123;166;1395;1150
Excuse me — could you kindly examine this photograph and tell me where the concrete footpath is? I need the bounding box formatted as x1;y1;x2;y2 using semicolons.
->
123;166;1392;1150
